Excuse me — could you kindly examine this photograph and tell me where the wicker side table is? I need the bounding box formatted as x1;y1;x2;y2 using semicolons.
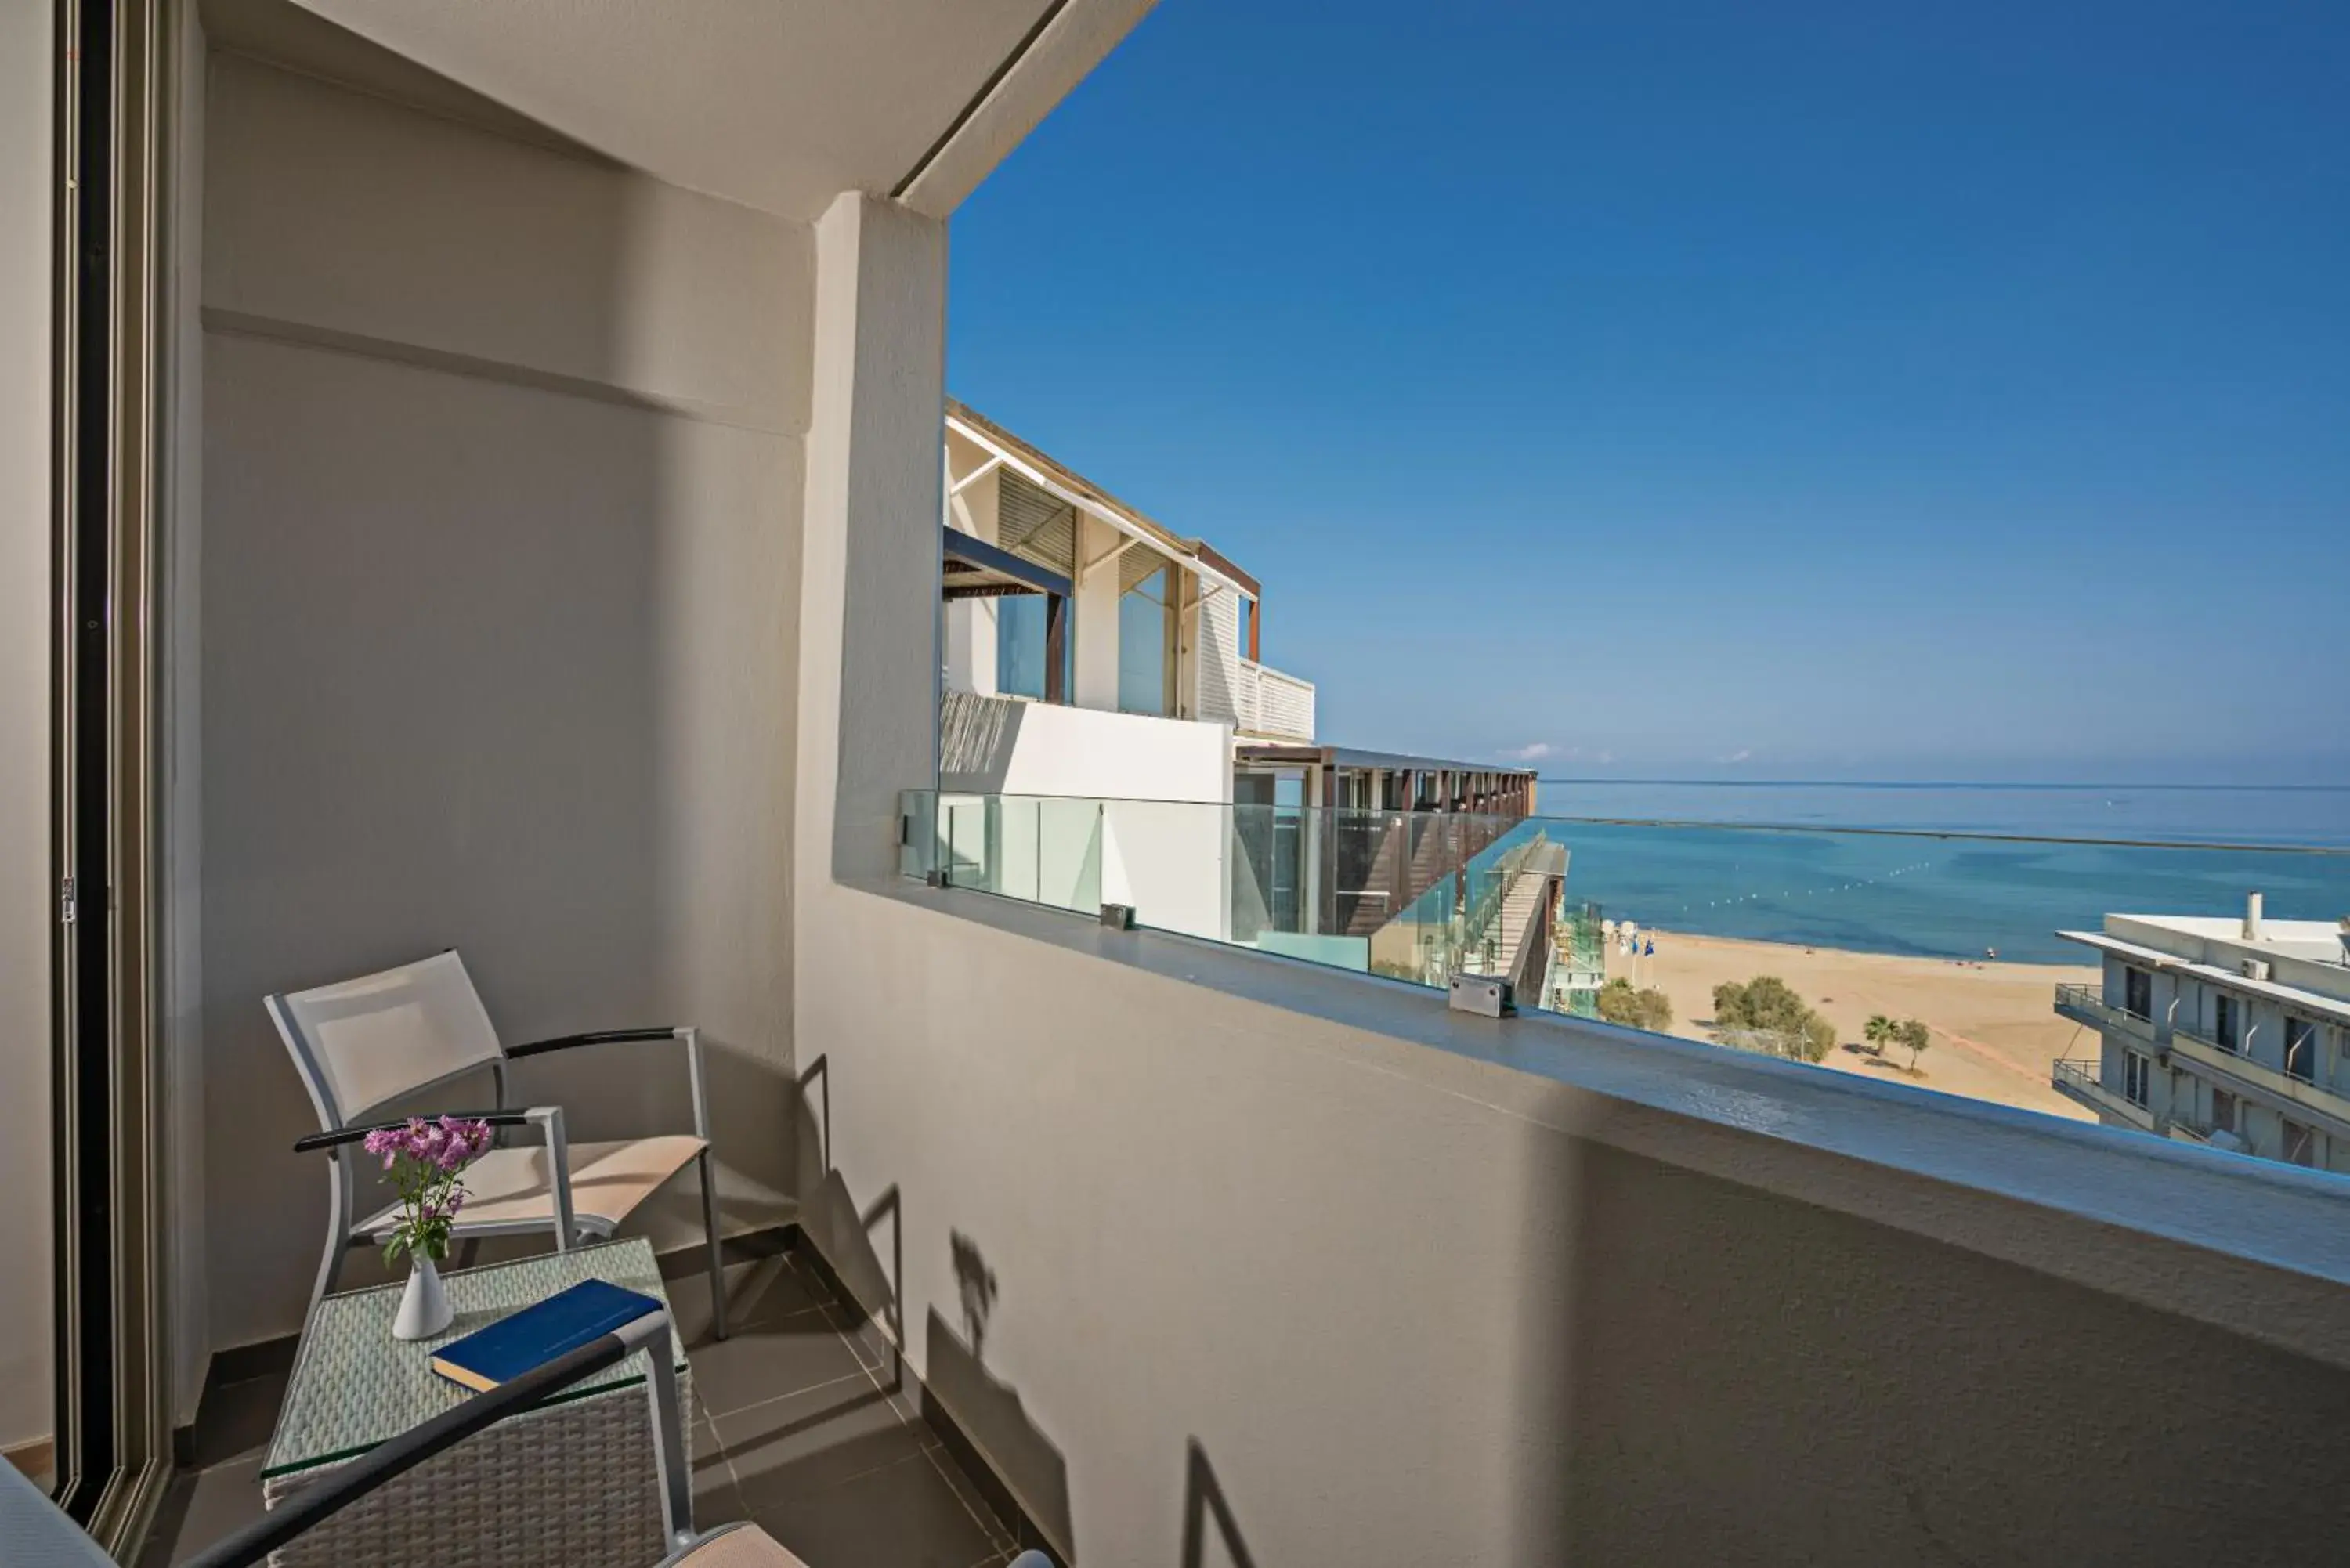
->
262;1239;692;1568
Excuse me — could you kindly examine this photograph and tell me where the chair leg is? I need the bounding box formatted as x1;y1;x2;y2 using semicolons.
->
309;1232;346;1330
309;1155;354;1328
697;1147;728;1341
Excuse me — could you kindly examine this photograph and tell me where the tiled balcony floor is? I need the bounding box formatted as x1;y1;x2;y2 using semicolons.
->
140;1237;1026;1568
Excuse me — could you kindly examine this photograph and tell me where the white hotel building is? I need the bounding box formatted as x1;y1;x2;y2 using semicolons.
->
2053;896;2350;1173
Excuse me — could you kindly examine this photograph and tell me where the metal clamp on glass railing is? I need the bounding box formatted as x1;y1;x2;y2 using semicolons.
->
1448;973;1513;1018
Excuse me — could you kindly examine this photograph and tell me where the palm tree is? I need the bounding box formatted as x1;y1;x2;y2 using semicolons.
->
1864;1014;1895;1057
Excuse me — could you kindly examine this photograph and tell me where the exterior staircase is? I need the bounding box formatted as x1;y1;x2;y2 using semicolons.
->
1488;872;1548;972
1340;812;1519;939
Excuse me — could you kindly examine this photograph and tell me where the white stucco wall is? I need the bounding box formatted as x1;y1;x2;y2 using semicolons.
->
1072;514;1122;712
939;696;1229;804
936;695;1233;937
197;52;807;1352
0;0;55;1455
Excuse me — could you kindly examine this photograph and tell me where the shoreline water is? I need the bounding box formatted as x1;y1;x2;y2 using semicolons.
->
1599;929;2100;1123
1531;815;2350;966
1534;779;2350;851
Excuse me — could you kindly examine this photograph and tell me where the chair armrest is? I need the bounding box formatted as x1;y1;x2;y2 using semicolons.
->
504;1025;711;1143
180;1310;683;1568
292;1110;531;1154
504;1026;680;1060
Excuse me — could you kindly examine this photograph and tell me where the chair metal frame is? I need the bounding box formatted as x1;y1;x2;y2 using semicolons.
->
270;952;729;1340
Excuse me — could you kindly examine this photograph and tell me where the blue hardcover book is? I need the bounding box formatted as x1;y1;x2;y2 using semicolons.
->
429;1278;663;1393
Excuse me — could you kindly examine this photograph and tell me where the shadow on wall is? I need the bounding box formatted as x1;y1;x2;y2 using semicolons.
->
196;1;802;1350
1179;1439;1257;1568
798;1154;906;1389
1509;1089;2350;1565
924;1236;1073;1561
949;1229;997;1358
790;1103;1078;1565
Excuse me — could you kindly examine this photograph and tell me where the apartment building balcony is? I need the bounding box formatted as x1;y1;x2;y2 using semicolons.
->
2051;1058;2157;1132
1214;657;1316;742
2165;1027;2350;1143
2052;983;2156;1043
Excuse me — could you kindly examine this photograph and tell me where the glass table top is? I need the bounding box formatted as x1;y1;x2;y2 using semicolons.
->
264;1237;687;1480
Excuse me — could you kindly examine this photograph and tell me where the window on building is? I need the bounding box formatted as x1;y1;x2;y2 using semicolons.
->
996;594;1051;699
2214;993;2240;1052
1118;565;1173;716
2283;1017;2317;1083
2123;966;2152;1021
2282;1119;2318;1169
2124;1050;2149;1108
2211;1089;2239;1136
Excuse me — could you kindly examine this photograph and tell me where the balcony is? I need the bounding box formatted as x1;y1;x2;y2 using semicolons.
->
35;0;2350;1563
2051;1059;2157;1131
2166;1027;2350;1140
1227;658;1316;742
907;791;1558;988
2053;983;2155;1042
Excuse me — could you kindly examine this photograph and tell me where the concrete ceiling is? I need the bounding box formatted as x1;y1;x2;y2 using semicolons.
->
232;0;1154;221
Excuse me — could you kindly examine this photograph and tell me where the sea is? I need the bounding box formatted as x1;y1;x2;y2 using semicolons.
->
1520;782;2350;966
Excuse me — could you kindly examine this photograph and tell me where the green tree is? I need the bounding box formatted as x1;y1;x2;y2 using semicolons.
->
1864;1014;1895;1057
1713;975;1837;1064
1598;977;1676;1034
1897;1018;1932;1071
1597;977;1640;1025
1799;1013;1837;1064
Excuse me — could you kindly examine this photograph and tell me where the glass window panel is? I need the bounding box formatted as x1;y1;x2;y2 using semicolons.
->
996;594;1047;699
1119;566;1170;715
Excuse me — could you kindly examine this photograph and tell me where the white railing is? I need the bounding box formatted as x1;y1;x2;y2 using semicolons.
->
1231;658;1315;741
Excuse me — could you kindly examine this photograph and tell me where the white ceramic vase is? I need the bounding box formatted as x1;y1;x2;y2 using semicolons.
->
392;1255;453;1341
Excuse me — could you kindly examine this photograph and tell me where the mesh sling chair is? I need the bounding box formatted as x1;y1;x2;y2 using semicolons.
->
270;949;729;1339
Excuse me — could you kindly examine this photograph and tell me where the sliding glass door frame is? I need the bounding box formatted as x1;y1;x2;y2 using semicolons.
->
49;0;175;1550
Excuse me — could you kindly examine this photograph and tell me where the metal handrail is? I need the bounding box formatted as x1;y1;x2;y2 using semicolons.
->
2051;1058;2102;1089
2054;985;2152;1026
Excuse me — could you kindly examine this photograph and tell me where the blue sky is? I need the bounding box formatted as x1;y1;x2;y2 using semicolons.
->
946;2;2350;783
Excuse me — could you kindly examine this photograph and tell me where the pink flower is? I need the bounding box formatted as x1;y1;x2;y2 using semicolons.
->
435;1115;494;1162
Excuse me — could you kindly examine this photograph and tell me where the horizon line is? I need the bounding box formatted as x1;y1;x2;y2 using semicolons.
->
1532;777;2350;793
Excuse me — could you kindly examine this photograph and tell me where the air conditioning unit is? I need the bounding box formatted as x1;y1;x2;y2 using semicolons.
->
2240;958;2272;983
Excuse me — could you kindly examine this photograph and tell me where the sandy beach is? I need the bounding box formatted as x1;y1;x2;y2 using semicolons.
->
1602;930;2101;1122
